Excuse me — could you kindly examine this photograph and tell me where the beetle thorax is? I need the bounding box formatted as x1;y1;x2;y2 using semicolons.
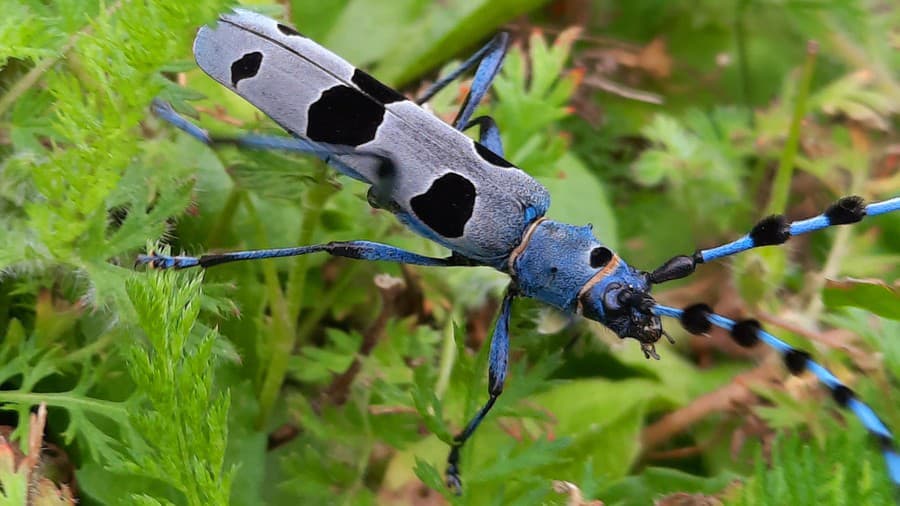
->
509;219;664;358
508;219;617;311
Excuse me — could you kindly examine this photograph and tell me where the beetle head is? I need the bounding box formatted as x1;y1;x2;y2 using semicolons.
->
579;269;666;359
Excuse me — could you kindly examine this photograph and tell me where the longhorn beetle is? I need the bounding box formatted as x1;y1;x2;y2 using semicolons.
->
139;9;900;493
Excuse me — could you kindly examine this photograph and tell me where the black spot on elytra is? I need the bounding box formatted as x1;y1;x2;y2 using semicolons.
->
351;69;405;104
410;173;476;238
306;85;384;146
277;23;303;37
473;141;514;167
230;52;263;87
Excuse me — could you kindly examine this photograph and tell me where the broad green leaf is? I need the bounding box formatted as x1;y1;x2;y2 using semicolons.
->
539;153;619;249
823;278;900;320
333;0;553;86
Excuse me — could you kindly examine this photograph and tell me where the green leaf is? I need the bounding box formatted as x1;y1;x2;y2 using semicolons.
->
366;0;552;86
823;278;900;320
530;378;680;480
599;467;739;506
539;153;618;249
413;458;453;501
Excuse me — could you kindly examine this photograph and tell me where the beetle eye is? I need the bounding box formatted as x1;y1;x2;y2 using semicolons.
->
602;283;623;309
590;247;613;268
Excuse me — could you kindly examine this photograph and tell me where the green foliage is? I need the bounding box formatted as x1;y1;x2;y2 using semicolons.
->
1;0;898;505
730;420;896;506
822;278;900;320
112;268;232;505
633;108;752;233
319;0;553;86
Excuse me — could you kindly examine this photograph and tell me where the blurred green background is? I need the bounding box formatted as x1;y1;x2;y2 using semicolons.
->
1;1;898;505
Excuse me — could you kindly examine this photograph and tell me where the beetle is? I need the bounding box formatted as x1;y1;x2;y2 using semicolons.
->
139;9;900;492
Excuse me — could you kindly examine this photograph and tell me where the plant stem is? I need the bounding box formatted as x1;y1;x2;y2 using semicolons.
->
205;187;242;247
256;170;335;428
242;194;293;389
435;318;457;400
286;169;337;318
766;41;818;216
734;0;754;126
0;390;128;419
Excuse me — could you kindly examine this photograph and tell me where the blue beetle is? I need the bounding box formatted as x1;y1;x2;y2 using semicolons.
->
140;10;900;492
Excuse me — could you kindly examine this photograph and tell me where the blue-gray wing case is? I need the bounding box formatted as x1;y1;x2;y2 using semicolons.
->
192;10;550;265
